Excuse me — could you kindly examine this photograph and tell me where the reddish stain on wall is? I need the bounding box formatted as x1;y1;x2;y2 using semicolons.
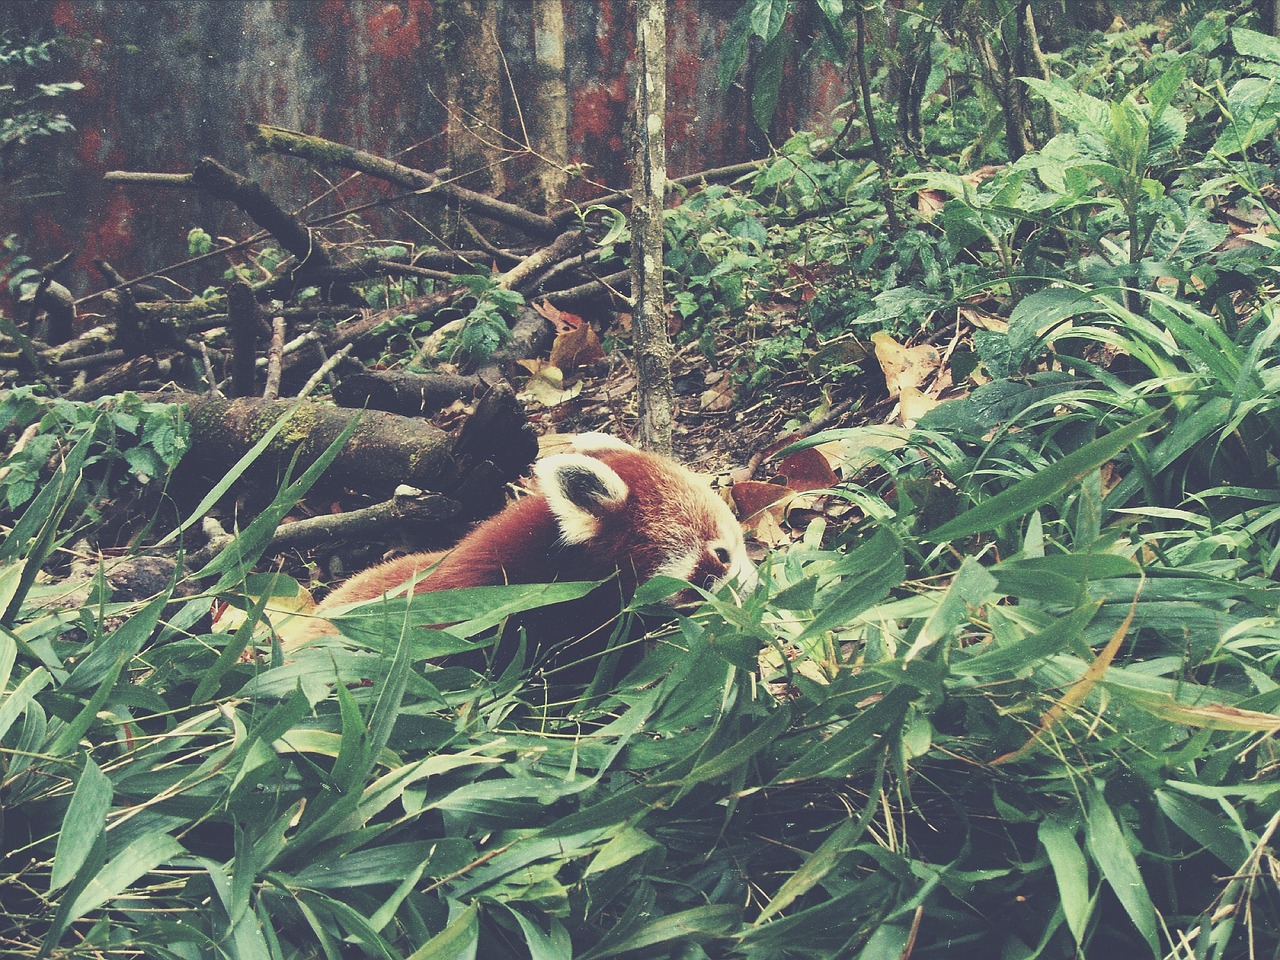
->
315;0;354;69
368;0;431;63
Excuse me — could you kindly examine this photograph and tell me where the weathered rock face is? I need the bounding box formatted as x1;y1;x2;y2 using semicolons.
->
0;0;847;300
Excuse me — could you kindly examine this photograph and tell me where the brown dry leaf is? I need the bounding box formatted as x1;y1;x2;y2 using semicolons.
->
532;299;579;334
700;374;736;412
777;447;838;492
917;188;947;222
549;320;605;372
959;305;1007;332
732;480;793;518
871;331;941;397
516;357;549;376
747;497;792;548
213;583;317;647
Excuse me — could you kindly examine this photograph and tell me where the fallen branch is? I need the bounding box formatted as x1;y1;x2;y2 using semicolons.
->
251;124;559;240
267;485;459;552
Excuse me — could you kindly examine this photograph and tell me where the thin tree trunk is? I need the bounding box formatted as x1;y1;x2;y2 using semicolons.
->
444;0;506;199
531;0;570;213
630;0;673;455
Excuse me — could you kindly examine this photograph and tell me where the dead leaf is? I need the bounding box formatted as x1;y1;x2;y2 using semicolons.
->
700;376;735;411
871;331;940;397
533;298;583;334
517;364;584;407
917;188;946;222
777;447;838;492
958;305;1007;332
549;320;605;372
899;386;940;426
732;480;793;519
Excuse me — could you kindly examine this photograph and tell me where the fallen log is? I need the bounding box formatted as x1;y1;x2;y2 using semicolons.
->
164;384;537;516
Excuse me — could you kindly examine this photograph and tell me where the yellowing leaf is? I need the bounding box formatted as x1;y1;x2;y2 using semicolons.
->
871;331;940;397
899;386;940;426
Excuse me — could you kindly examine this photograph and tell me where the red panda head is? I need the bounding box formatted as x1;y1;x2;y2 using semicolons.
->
532;433;757;600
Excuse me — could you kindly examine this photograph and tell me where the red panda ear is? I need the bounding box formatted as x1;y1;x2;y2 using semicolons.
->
535;453;629;544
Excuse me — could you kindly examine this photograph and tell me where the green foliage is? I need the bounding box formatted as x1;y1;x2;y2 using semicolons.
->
8;6;1280;959
0;32;82;175
0;388;189;513
430;272;523;363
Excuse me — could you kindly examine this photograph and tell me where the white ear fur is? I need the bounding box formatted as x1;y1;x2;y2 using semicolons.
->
535;452;629;544
569;432;634;455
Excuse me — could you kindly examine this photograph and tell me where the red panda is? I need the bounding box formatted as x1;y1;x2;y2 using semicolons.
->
300;433;756;673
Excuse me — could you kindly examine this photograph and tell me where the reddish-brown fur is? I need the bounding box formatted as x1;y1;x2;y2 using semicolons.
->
301;435;755;651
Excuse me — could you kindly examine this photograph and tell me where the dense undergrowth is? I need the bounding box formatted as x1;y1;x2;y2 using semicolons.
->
5;3;1280;958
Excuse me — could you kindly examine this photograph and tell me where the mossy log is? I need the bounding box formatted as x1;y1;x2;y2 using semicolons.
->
171;384;537;515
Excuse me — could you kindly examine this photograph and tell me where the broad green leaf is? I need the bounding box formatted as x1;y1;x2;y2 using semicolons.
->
49;756;112;892
1084;786;1159;953
1039;818;1091;947
752;30;787;133
1234;26;1280;63
927;412;1161;542
746;0;788;42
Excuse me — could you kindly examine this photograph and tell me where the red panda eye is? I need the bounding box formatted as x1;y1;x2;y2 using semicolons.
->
712;546;731;565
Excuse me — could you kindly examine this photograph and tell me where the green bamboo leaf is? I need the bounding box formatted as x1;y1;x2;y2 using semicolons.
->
674;707;790;801
1084;786;1159;953
1155;789;1249;869
755;795;876;923
582;904;738;958
155;400;300;549
192;581;276;703
953;599;1100;677
406;903;479;960
0;664;48;741
1039;818;1091;947
196;409;362;587
927;412;1161;542
497;906;572;960
49;756;112;892
63;590;171;694
776;684;914;782
904;557;997;661
65;832;183;920
788;527;904;648
48;651;129;756
292;838;474;888
584;825;663;877
324;579;601;645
